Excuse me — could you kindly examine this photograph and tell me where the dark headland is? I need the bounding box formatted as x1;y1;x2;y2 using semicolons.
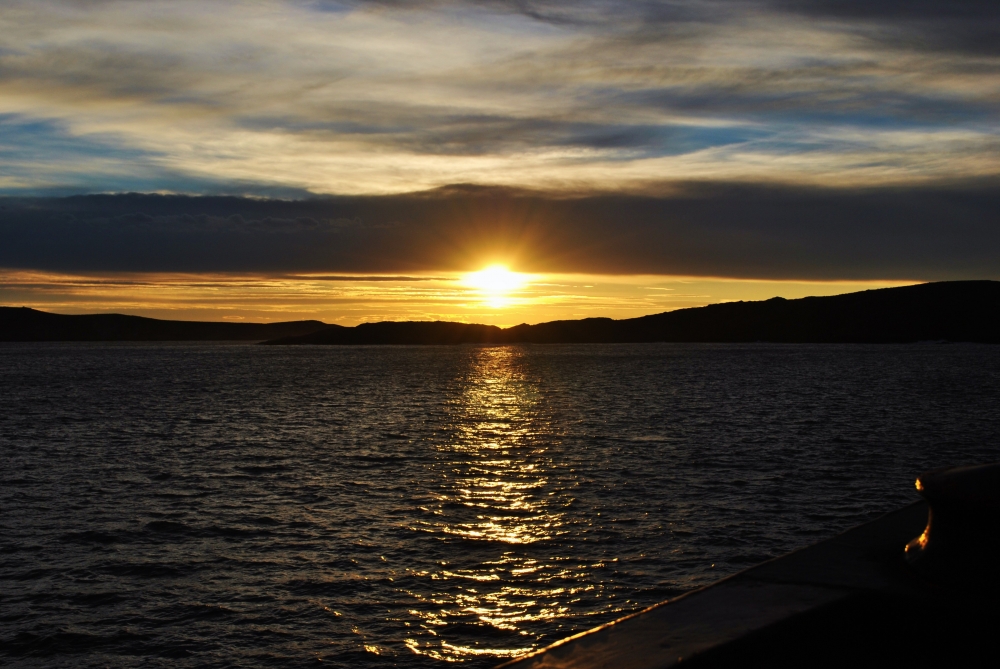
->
266;280;1000;345
0;307;327;342
3;281;998;343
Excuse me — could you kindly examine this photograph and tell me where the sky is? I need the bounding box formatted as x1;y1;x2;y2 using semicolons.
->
1;1;998;324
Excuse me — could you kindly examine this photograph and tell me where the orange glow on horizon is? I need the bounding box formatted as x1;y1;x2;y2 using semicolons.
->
0;268;917;327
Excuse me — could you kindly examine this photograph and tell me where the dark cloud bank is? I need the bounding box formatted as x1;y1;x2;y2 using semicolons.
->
343;0;1000;55
1;182;998;280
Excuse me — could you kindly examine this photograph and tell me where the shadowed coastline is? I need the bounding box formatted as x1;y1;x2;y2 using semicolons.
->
266;281;1000;345
0;308;328;342
3;281;998;343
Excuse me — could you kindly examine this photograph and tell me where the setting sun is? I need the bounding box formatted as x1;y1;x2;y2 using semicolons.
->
463;265;528;295
462;265;530;309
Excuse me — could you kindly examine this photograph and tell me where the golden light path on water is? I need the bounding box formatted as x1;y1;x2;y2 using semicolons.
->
404;347;577;662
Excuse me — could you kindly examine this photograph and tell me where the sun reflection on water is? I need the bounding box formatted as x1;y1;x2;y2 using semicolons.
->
437;347;558;546
403;346;577;662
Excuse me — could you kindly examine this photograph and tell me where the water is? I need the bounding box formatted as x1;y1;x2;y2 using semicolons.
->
2;343;999;668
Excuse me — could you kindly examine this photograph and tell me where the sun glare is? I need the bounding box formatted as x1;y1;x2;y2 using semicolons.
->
463;265;529;308
464;266;527;294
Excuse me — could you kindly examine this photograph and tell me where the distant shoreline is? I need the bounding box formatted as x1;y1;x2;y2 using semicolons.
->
3;281;999;344
0;309;326;342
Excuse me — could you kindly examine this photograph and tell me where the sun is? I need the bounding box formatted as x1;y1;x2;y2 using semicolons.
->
464;265;526;293
463;265;529;307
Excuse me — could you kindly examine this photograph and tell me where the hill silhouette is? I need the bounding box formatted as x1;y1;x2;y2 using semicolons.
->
4;281;997;344
264;281;1000;345
0;307;330;341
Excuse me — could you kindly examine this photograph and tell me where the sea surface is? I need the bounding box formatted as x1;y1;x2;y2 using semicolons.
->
3;343;999;668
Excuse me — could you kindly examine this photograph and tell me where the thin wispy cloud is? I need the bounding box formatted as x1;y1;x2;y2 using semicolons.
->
1;0;997;194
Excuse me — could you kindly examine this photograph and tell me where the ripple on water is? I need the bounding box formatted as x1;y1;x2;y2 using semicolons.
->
1;342;999;667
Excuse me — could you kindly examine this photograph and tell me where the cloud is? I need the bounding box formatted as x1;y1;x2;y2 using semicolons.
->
0;113;313;196
335;1;1000;55
2;2;995;288
0;1;997;194
767;0;1000;55
1;183;997;280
